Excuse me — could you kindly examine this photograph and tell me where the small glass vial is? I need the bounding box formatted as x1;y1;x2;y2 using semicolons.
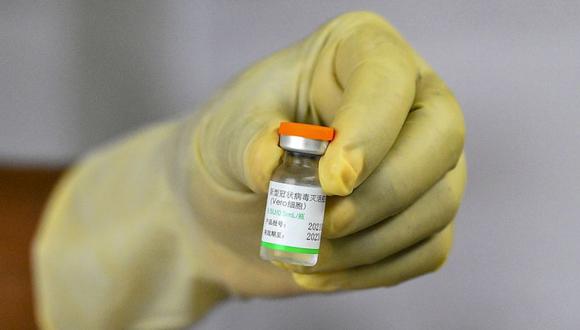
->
260;122;334;266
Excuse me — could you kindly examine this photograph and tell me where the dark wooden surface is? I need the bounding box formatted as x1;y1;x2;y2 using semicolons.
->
0;167;65;330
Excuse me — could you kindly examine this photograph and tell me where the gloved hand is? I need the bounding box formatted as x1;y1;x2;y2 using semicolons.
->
33;11;466;329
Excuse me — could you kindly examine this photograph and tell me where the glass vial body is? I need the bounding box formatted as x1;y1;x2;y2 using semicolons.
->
260;151;326;266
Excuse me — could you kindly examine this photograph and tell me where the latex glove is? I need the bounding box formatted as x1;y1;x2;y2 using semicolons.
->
187;11;466;291
33;11;466;329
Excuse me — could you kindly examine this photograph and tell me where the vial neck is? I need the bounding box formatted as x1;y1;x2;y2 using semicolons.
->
283;151;320;168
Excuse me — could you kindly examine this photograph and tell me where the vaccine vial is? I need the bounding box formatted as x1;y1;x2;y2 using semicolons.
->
260;122;334;266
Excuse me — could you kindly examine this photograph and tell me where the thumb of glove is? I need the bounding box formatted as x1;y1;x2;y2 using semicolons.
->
194;105;290;194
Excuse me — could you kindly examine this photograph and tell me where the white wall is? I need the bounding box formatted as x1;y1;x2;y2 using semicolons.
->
2;1;579;329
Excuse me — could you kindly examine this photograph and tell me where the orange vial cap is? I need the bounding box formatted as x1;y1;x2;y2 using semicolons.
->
278;122;334;141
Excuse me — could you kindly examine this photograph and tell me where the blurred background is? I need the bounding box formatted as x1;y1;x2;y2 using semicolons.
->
1;1;579;329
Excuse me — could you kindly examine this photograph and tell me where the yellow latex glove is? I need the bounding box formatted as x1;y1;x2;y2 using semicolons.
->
33;11;466;329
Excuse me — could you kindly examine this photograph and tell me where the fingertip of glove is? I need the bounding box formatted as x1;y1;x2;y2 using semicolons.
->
319;147;363;196
292;273;338;292
245;126;283;193
323;198;357;238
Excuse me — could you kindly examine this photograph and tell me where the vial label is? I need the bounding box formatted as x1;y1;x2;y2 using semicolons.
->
261;181;326;254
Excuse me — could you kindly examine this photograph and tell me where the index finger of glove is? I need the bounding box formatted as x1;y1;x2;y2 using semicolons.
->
318;15;418;196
